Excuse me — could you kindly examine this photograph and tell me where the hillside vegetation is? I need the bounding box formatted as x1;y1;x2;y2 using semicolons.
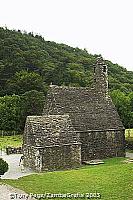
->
0;27;133;94
0;27;133;131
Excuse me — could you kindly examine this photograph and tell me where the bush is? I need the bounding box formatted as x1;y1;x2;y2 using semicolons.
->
0;158;9;176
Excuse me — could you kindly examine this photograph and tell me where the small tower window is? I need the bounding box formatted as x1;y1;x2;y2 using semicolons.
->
103;65;106;72
94;66;96;73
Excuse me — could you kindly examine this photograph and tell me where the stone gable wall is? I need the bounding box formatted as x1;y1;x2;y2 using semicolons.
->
23;115;81;171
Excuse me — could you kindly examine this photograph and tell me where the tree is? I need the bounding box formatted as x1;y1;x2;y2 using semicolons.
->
129;92;133;112
0;95;21;131
110;90;132;128
20;90;45;130
6;70;45;95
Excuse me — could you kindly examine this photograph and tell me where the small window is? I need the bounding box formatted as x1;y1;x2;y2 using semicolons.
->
94;66;96;73
103;65;106;72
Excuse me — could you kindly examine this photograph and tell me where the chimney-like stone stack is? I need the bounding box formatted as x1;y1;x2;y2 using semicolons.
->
94;56;108;98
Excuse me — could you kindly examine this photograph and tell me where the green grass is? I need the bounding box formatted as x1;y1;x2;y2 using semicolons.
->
0;135;22;149
125;129;133;152
1;158;133;200
125;129;133;140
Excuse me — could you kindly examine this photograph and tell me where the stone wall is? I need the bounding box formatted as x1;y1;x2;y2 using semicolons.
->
23;115;81;172
6;146;22;155
23;144;81;172
23;145;37;169
41;143;81;171
80;129;125;161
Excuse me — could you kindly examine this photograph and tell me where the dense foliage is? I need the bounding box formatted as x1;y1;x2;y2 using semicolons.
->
0;158;8;176
110;90;133;128
0;27;133;131
0;91;44;132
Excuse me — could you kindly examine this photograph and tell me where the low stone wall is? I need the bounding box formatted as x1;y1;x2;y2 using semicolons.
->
0;130;20;136
6;146;22;155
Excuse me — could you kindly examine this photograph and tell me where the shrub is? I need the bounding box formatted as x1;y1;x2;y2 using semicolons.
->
0;158;8;176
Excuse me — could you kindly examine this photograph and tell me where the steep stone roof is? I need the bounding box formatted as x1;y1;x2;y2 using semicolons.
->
24;115;80;147
43;85;124;131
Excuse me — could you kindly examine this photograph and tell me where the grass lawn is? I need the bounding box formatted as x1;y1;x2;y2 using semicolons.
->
1;157;133;200
125;129;133;140
0;135;22;149
125;129;133;153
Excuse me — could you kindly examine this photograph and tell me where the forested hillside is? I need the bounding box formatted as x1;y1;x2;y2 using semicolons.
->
0;27;133;131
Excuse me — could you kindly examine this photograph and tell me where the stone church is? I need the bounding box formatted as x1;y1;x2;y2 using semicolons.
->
23;56;125;172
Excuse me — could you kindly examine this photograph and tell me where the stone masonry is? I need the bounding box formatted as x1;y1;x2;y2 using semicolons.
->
23;56;125;172
23;115;81;171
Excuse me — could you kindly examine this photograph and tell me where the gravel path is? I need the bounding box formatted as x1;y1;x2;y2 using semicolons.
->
0;153;35;179
0;153;36;199
0;152;36;199
0;184;35;200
